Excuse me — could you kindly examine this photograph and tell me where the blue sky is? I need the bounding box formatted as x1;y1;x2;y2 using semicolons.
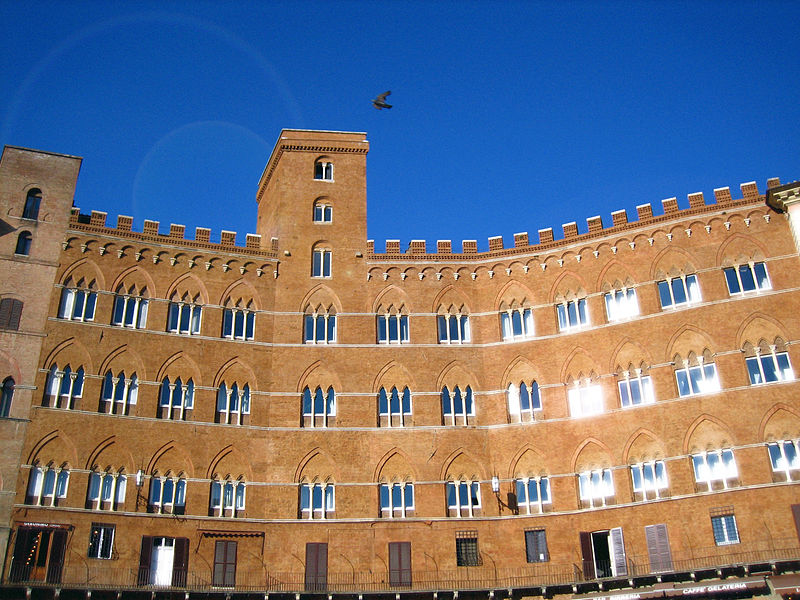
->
2;1;799;251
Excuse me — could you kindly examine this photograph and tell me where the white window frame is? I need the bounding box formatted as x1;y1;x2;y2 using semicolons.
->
507;381;541;423
568;380;603;417
578;468;614;508
312;249;332;278
313;202;332;222
112;294;148;329
675;359;720;397
767;440;800;480
446;480;481;517
87;471;127;511
746;348;793;385
58;287;97;322
501;308;534;340
101;370;138;415
605;288;639;322
88;523;115;560
222;308;255;340
437;313;470;344
557;298;588;331
167;301;202;335
630;460;668;499
692;449;738;491
377;312;409;344
148;476;187;514
300;482;335;519
27;465;69;506
210;479;246;517
724;261;770;295
441;385;474;426
314;161;333;181
658;274;701;309
515;477;551;514
217;383;250;425
378;386;412;427
304;311;336;344
302;386;336;427
46;364;84;409
711;514;740;546
618;370;655;408
159;376;194;420
380;482;414;518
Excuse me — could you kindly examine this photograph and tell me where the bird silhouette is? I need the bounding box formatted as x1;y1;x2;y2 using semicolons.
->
372;91;392;110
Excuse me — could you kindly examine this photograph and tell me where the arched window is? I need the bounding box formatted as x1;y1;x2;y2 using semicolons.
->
167;293;202;335
304;305;336;343
112;284;149;329
100;370;138;415
299;480;335;519
578;468;614;508
380;481;414;518
377;309;409;344
446;480;481;517
674;352;720;397
58;278;97;322
567;377;603;417
22;189;41;220
507;381;541;423
441;385;474;426
437;310;470;344
312;248;332;278
0;377;14;417
159;376;194;420
87;469;127;511
313;200;333;222
514;477;551;514
217;382;251;425
14;231;32;256
617;367;655;408
26;463;70;506
45;364;85;410
210;477;246;518
378;386;412;427
500;307;534;340
691;449;738;492
302;386;336;427
556;297;588;331
0;298;23;330
222;302;255;341
658;273;701;309
314;160;333;181
148;473;186;515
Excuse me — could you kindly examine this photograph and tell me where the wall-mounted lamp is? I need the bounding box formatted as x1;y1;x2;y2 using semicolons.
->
283;250;291;256
491;475;500;494
135;469;144;488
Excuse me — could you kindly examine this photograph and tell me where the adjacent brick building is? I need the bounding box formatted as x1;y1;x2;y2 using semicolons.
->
0;129;799;599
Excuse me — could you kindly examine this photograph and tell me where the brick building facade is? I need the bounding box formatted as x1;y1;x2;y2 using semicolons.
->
0;129;799;599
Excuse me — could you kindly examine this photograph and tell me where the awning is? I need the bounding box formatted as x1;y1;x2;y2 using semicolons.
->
573;576;768;600
199;529;264;538
17;522;72;530
770;574;800;595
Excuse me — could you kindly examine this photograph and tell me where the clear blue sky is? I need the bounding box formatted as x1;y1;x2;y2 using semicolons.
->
2;1;798;251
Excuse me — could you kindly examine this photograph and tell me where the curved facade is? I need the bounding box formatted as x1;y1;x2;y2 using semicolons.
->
1;130;800;599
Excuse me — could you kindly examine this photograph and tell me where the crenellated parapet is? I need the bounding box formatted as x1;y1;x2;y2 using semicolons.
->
366;180;773;261
68;208;279;258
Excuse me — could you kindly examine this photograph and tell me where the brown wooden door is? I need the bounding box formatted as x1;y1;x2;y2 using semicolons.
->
213;540;237;587
579;531;595;579
305;542;328;591
389;542;411;587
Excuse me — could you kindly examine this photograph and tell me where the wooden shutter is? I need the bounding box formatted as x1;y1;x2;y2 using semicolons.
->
579;531;595;579
609;527;627;576
645;524;673;573
389;542;411;587
172;537;189;587
137;536;153;585
0;299;11;329
8;299;22;330
305;542;328;591
213;540;237;587
525;530;548;563
793;505;800;543
46;529;67;583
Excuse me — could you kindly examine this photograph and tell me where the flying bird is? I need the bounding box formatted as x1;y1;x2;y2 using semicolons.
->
372;91;392;110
